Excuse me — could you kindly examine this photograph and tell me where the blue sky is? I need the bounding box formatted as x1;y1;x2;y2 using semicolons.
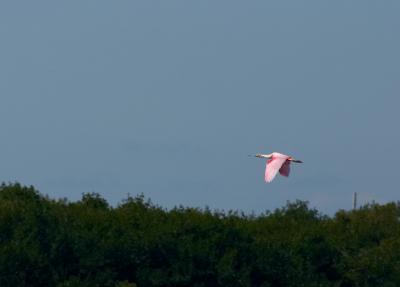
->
1;1;399;214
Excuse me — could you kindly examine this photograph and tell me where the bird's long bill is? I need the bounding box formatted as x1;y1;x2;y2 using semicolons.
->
291;159;303;163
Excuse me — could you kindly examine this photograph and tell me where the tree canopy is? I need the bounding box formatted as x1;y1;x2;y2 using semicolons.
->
0;183;399;287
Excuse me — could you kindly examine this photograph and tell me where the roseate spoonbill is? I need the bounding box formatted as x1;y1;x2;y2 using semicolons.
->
253;152;303;182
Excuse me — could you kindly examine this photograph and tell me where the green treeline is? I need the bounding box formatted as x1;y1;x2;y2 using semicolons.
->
0;183;399;287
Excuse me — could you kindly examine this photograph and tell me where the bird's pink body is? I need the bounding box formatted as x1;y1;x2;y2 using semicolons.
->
255;152;302;182
265;153;291;182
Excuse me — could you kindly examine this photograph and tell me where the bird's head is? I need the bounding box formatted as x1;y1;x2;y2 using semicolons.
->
255;154;272;159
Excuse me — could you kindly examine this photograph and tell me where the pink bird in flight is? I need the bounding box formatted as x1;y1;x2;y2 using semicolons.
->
254;152;303;182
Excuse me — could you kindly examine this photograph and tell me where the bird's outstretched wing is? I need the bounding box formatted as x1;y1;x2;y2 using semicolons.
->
279;160;291;177
265;157;288;182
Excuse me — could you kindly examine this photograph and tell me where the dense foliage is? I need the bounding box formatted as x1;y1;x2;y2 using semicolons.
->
0;183;399;286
